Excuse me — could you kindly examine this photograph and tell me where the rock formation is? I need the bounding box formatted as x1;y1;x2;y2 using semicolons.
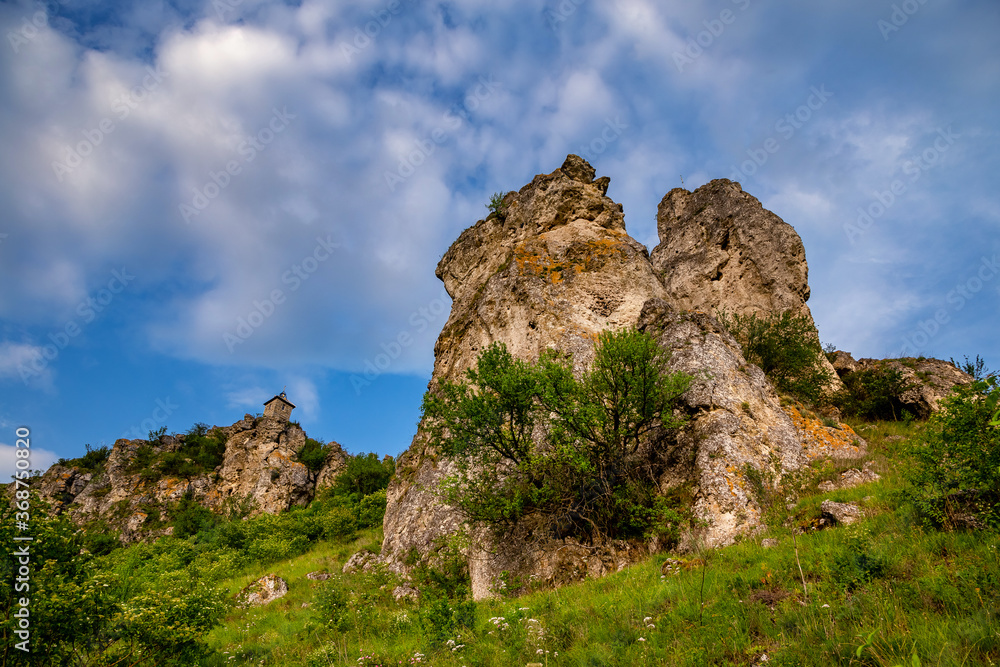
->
830;352;972;419
381;156;864;599
650;180;810;319
650;179;842;390
35;414;346;541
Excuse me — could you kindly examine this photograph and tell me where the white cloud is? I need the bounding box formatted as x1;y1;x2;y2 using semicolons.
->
0;442;59;482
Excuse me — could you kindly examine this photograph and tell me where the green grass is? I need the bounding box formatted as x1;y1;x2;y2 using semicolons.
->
191;419;999;666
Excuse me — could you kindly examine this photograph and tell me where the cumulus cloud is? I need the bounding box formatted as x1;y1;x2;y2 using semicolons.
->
0;442;59;482
0;0;997;393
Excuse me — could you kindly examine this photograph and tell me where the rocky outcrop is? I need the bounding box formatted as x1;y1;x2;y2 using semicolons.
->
650;180;811;319
383;155;675;596
238;574;288;607
649;179;842;390
636;300;804;549
35;415;347;541
832;352;972;419
206;416;313;514
381;156;854;599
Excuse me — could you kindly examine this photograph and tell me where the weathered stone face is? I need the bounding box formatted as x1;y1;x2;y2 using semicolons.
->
650;180;811;318
834;353;972;419
650;179;842;390
382;156;675;593
381;156;854;598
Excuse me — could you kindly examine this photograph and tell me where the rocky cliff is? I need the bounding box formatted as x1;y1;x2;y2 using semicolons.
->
650;179;842;390
35;414;346;541
381;156;866;599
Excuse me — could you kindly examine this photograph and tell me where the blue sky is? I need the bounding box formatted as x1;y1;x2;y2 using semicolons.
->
1;0;998;477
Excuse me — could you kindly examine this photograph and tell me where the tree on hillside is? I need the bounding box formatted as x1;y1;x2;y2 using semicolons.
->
421;328;693;542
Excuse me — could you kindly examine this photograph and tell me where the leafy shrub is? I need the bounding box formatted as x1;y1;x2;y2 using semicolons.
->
159;452;200;479
836;365;916;421
246;533;310;563
486;192;508;219
128;445;157;473
315;577;352;631
357;489;387;528
176;424;227;471
58;443;111;472
906;363;1000;529
831;526;892;591
297;437;329;473
321;505;358;540
335;453;395;499
84;531;122;556
716;309;833;404
418;591;476;644
171;491;217;539
423;328;693;541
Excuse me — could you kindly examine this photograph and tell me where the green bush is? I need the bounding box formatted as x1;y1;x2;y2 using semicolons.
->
716;309;833;404
357;489;387;528
171;491;217;539
486;191;508;219
177;424;227;471
296;437;329;472
321;505;358;540
129;444;157;474
335;452;395;498
315;577;352;631
422;328;693;541
58;443;111;472
836;365;915;421
906;363;1000;529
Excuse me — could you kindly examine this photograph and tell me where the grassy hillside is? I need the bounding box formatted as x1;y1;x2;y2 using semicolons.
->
4;416;998;666
200;422;999;665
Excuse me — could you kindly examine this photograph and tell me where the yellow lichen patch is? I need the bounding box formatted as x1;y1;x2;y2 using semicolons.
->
514;237;630;285
785;403;865;460
514;243;569;284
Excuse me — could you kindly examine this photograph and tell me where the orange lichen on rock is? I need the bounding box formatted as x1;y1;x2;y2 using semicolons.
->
784;403;866;460
514;237;629;285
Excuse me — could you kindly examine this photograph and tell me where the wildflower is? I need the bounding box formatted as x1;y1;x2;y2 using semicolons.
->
638;637;646;642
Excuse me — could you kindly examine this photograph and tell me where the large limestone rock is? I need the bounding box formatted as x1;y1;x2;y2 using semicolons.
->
206;416;313;514
650;179;842;390
382;157;837;598
636;300;805;549
650;180;811;319
383;156;672;586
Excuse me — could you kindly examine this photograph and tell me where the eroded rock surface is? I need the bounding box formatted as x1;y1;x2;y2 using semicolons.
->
239;574;288;607
383;156;674;597
381;156;846;599
650;180;841;390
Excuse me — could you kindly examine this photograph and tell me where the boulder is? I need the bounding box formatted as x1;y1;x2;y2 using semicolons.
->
239;574;288;607
342;550;379;574
820;500;863;526
817;462;880;492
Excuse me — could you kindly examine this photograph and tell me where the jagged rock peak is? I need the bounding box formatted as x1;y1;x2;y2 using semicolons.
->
651;178;811;318
435;155;624;305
